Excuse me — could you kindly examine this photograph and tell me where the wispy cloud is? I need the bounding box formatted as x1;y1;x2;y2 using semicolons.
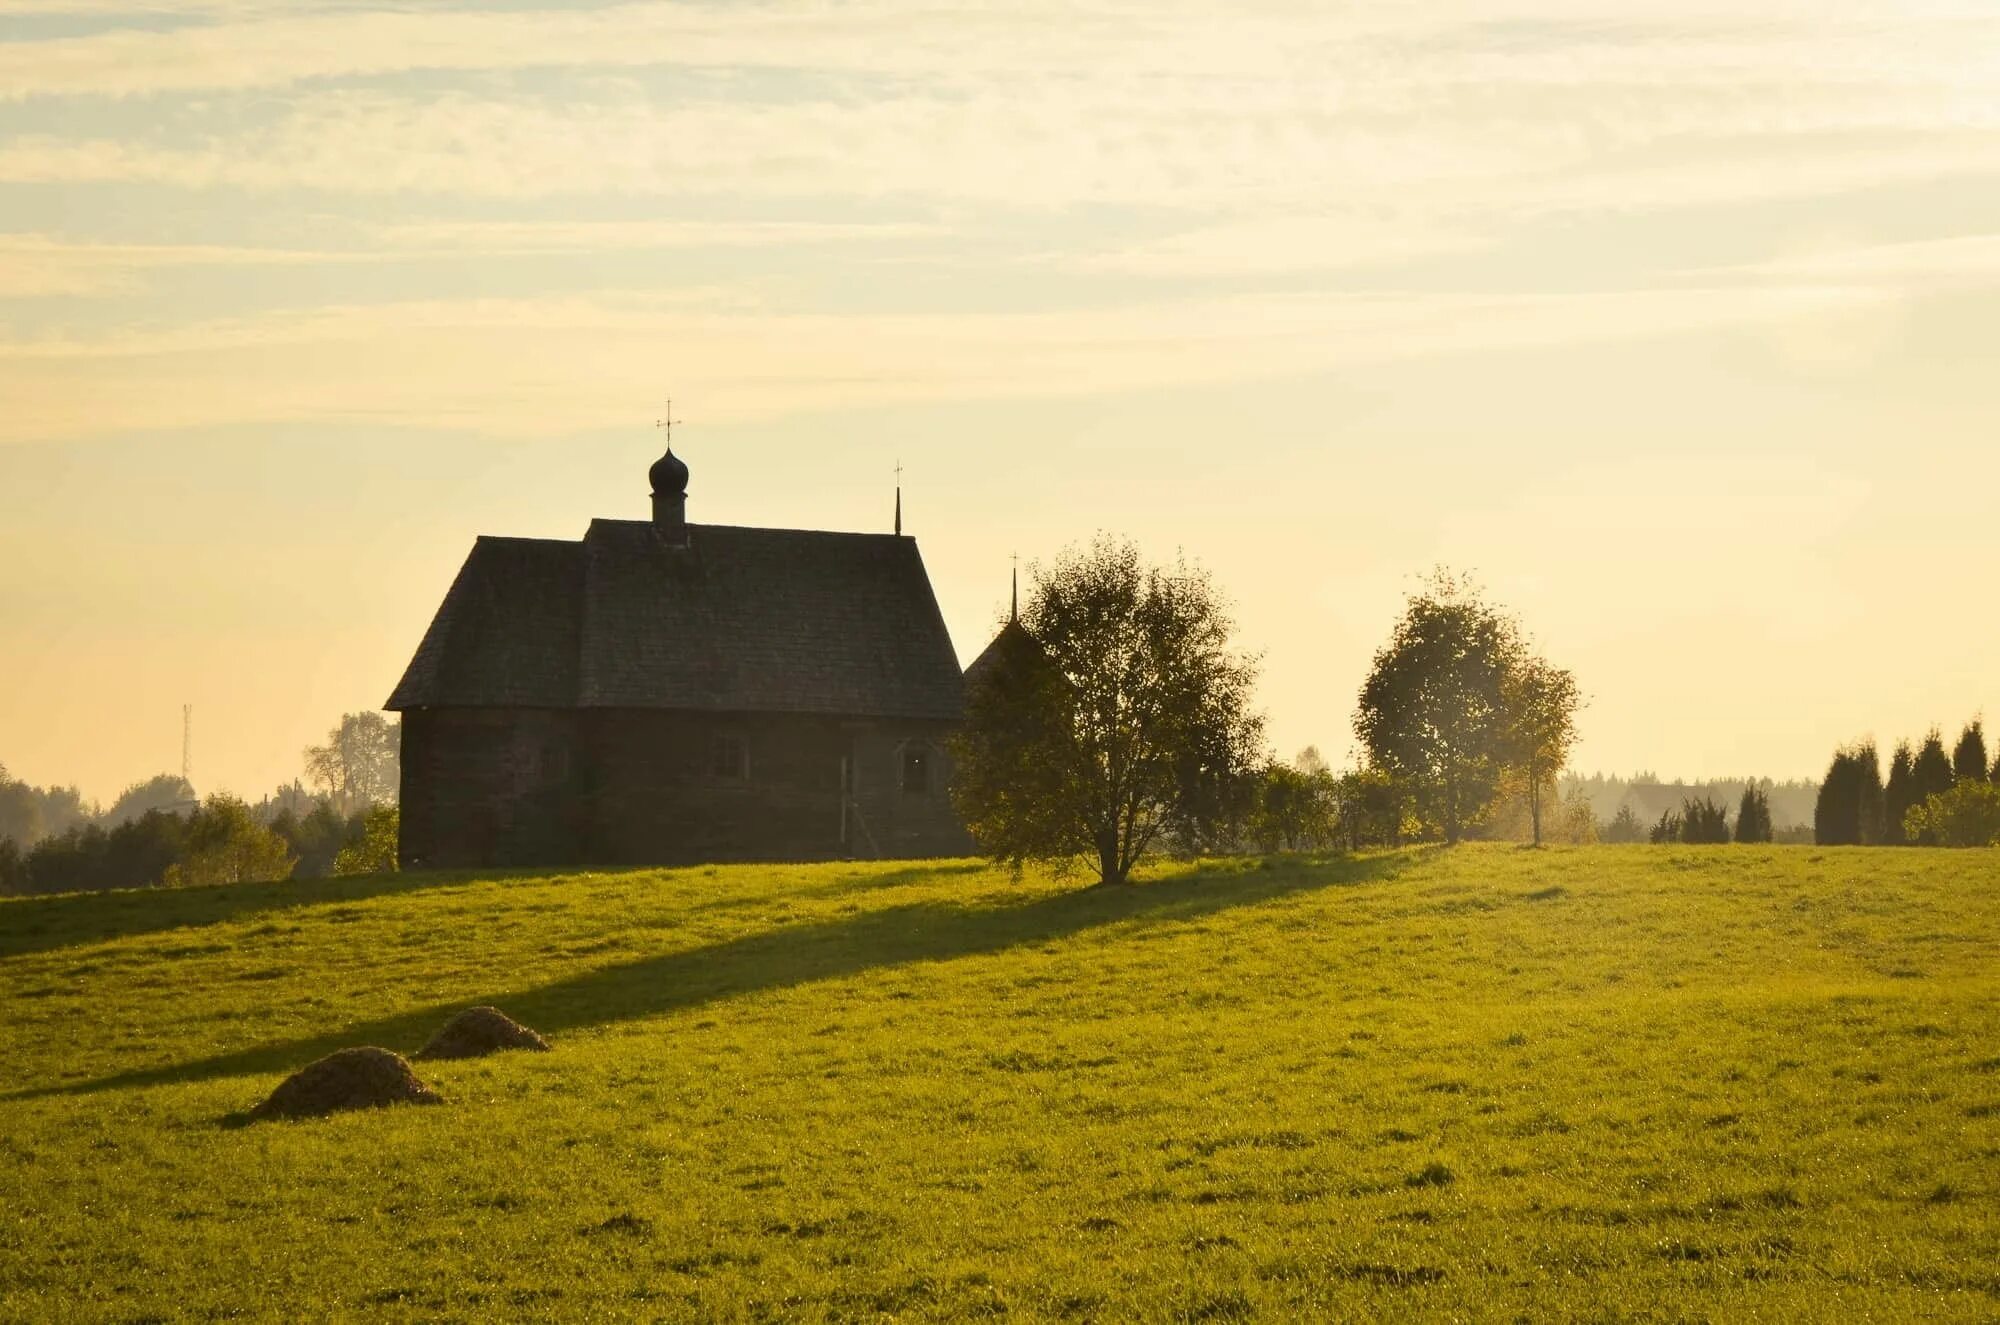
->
0;278;1891;443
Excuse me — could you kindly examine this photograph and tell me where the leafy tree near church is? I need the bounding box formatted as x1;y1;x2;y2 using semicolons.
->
1500;655;1583;847
333;806;400;876
303;712;400;813
1354;570;1580;844
951;536;1264;885
162;795;296;888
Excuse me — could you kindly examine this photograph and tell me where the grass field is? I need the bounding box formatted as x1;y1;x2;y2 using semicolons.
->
2;846;1997;1321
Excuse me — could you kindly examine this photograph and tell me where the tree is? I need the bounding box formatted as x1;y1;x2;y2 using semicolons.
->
163;795;296;887
1355;571;1522;844
951;536;1264;885
1735;786;1774;843
1883;743;1917;846
1603;804;1646;844
1953;720;1989;783
1904;781;2000;847
102;773;196;827
333;806;400;875
0;836;25;895
1908;730;1955;845
1500;655;1583;846
0;776;43;849
1679;796;1731;844
1650;809;1682;844
1249;755;1338;853
1815;743;1886;845
304;712;401;814
271;800;363;878
1335;767;1410;849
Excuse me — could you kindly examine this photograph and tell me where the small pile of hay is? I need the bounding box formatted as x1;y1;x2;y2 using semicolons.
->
251;1047;442;1120
415;1006;551;1061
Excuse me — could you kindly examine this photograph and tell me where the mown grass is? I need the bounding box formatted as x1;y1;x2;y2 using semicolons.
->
2;845;1996;1321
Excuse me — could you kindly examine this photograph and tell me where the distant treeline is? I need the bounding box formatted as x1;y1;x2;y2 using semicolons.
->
1817;720;1999;848
1559;773;1817;841
0;712;401;896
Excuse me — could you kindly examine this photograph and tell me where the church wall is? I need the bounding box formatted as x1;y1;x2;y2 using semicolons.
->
580;709;973;865
401;706;974;869
398;708;579;869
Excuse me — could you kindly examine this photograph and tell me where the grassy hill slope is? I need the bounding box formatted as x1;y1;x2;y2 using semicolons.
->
2;847;1997;1321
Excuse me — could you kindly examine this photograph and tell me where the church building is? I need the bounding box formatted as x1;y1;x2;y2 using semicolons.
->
385;441;974;868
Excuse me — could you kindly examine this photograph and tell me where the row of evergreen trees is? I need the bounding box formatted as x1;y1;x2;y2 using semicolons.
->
1647;787;1774;844
1815;720;1996;846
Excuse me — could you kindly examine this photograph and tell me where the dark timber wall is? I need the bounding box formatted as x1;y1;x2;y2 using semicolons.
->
399;707;972;869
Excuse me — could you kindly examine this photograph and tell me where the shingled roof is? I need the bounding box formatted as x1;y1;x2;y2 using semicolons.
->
386;521;964;720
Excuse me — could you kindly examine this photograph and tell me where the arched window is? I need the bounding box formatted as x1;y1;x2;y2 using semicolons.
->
711;733;749;781
901;742;932;795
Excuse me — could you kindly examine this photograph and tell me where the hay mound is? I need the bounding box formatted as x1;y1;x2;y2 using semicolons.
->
251;1047;442;1120
415;1006;551;1061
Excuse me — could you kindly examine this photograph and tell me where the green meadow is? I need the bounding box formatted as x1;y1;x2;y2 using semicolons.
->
2;847;1996;1321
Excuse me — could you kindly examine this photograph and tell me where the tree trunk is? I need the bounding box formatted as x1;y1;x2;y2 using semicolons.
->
1530;776;1543;847
1098;832;1125;885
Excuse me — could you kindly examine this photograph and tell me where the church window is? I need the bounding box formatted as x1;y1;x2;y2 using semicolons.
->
902;743;932;795
712;733;749;781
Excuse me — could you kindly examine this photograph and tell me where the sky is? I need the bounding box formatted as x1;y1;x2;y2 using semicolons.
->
2;0;1997;805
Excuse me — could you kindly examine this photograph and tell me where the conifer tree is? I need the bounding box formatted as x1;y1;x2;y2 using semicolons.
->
1883;743;1917;846
1858;742;1887;844
1907;730;1955;844
1815;743;1887;845
1953;720;1989;783
1735;786;1774;843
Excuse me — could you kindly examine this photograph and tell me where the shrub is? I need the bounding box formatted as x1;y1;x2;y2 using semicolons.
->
1603;804;1646;844
332;805;400;876
1903;781;2000;848
1679;797;1731;845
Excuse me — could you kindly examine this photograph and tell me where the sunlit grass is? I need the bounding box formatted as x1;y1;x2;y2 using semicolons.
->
2;846;1996;1320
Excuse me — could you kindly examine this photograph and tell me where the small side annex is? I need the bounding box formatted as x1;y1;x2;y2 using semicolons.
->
384;447;974;869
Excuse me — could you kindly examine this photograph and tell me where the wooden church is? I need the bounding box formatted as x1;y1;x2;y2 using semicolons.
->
385;439;975;868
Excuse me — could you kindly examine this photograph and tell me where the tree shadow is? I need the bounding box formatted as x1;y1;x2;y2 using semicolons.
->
6;853;1409;1104
0;865;667;963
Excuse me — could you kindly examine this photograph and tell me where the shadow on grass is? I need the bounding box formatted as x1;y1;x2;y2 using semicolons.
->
0;860;997;965
0;867;620;963
6;852;1409;1104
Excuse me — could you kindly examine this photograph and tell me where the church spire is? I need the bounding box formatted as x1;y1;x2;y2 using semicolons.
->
650;400;689;544
893;458;903;537
1010;553;1018;622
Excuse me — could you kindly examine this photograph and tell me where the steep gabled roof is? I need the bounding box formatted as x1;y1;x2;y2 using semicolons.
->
386;521;964;721
385;536;583;709
964;617;1043;693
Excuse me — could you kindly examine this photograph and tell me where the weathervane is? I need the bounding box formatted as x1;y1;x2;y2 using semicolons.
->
655;398;682;448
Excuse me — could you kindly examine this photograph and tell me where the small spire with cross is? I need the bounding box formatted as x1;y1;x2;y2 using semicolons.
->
1010;552;1019;621
894;457;903;537
655;398;682;449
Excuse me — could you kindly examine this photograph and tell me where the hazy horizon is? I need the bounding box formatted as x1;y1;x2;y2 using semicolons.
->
4;1;1997;803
